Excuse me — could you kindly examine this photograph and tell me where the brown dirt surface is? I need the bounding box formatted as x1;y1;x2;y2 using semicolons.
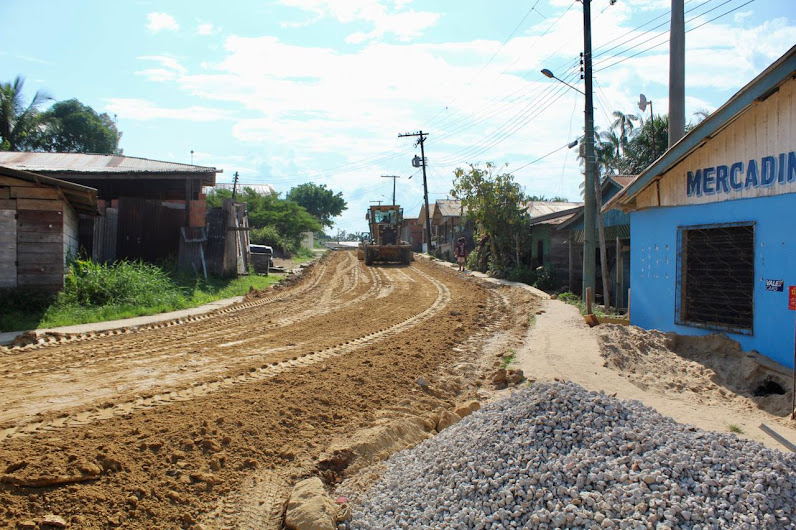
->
0;250;538;529
596;324;795;424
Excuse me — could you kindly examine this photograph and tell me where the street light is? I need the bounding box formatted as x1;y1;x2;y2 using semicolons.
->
540;69;585;96
541;63;597;303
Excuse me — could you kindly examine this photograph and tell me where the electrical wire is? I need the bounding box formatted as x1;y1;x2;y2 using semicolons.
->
594;0;756;73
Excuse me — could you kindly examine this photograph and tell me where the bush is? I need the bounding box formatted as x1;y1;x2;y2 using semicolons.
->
250;226;288;252
533;265;558;291
56;259;183;308
506;265;537;285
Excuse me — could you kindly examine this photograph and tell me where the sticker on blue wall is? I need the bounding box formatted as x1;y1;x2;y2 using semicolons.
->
765;279;784;292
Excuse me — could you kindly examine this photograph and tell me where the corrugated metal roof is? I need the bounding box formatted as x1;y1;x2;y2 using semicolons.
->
214;183;276;195
525;201;583;218
529;208;582;227
436;199;462;217
0;152;217;174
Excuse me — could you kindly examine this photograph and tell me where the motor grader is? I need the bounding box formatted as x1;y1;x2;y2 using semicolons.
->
358;205;413;265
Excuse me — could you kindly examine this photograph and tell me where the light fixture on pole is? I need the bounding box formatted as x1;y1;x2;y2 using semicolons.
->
540;69;585;96
638;94;656;160
541;60;596;303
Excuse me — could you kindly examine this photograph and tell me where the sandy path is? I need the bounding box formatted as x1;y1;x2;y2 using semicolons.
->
514;298;796;452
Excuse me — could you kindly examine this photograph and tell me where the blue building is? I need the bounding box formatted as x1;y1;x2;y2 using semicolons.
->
605;46;796;369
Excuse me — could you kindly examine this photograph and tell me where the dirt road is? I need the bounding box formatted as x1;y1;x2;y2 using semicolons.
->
0;251;536;529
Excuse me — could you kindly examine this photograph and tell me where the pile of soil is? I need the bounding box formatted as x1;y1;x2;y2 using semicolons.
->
596;324;794;419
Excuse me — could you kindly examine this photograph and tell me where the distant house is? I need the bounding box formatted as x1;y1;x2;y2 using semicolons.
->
0;166;98;290
0;152;219;266
400;216;423;252
557;176;634;307
525;201;583;289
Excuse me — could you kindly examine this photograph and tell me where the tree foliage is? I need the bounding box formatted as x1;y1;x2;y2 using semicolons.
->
286;182;346;229
1;76;122;154
36;99;121;154
206;187;321;251
0;76;50;151
451;163;529;276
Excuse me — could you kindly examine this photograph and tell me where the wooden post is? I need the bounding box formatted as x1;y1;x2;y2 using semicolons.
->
568;237;574;291
615;236;622;309
586;287;593;315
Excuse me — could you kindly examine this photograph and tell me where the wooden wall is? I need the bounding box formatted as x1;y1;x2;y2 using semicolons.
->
636;76;796;210
0;175;70;290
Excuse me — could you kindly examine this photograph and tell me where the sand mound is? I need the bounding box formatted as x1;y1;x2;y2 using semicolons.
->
596;325;793;417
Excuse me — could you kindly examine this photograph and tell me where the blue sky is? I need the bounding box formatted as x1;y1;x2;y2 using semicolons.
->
2;0;794;234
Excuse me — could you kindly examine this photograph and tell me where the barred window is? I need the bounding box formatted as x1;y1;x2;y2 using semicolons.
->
676;222;754;334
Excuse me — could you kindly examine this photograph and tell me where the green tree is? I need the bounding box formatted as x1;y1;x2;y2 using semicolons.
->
286;182;347;229
621;114;669;174
36;99;121;154
0;76;50;151
610;110;639;158
451;163;529;276
206;187;321;251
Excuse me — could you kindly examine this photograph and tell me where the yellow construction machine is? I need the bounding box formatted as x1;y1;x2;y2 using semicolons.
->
359;205;413;265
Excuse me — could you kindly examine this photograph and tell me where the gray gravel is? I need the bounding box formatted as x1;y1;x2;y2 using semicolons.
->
340;381;796;529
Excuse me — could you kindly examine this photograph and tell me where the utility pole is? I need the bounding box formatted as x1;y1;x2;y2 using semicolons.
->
582;0;597;302
399;131;432;256
381;175;400;205
231;171;239;200
669;0;685;147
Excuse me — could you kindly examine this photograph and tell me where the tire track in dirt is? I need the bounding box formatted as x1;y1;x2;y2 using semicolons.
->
0;252;539;530
0;261;449;441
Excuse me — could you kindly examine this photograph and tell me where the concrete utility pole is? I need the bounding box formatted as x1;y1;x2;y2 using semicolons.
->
669;0;685;147
582;0;597;302
399;131;433;255
381;175;400;205
231;171;239;200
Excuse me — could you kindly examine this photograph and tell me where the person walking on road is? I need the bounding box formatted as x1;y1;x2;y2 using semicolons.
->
454;237;468;272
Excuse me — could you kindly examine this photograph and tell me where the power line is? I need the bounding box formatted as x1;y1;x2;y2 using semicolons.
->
594;0;756;73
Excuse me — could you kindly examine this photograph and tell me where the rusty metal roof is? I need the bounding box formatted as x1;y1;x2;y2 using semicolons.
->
435;199;462;218
524;201;583;219
608;175;635;188
0;152;218;175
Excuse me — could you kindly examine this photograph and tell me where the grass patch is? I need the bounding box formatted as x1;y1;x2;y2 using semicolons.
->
291;246;319;263
556;291;625;318
727;424;744;434
501;350;516;370
0;259;281;333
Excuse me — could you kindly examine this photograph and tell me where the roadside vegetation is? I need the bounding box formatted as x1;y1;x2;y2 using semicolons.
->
0;259;280;333
556;291;626;318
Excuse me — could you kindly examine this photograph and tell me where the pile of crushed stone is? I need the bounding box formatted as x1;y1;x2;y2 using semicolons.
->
339;381;796;529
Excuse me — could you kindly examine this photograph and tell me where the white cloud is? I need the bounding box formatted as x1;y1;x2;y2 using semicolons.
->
147;12;179;33
128;5;796;230
105;98;232;122
135;55;186;82
197;23;218;36
278;0;441;43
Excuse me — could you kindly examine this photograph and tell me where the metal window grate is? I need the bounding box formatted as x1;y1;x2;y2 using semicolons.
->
679;223;754;333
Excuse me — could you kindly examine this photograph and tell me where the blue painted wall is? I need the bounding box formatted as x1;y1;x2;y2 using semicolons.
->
630;193;796;368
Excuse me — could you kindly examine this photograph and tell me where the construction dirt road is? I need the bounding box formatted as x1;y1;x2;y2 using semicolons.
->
0;250;537;529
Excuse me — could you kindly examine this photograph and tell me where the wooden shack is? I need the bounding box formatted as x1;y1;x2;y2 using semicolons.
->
0;152;218;270
0;166;98;290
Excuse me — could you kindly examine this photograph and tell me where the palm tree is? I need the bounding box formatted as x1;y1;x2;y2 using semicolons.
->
609;110;639;159
0;76;50;151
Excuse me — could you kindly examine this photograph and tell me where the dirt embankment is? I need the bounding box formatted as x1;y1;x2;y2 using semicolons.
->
596;324;795;425
0;251;537;529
